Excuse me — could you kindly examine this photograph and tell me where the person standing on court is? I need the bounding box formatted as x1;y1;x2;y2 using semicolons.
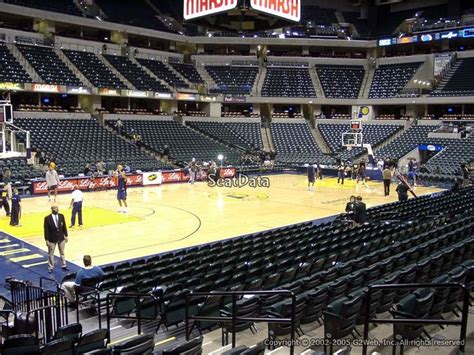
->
10;188;21;226
383;166;392;196
1;182;12;216
44;205;68;273
306;164;316;191
69;185;84;228
407;158;418;186
189;158;198;184
356;160;367;185
316;163;323;180
337;162;345;185
46;163;60;202
116;165;128;213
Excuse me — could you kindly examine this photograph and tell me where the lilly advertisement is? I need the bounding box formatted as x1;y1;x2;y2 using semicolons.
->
31;168;236;194
32;174;143;194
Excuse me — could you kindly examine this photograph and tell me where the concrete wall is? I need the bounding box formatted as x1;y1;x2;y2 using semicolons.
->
14;112;91;119
56;35;121;54
103;114;173;121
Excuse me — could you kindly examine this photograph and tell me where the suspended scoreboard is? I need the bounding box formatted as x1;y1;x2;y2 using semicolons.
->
250;0;300;22
184;0;239;20
350;120;362;131
184;0;301;31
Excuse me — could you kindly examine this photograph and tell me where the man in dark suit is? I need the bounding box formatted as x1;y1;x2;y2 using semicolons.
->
353;196;367;226
44;205;68;273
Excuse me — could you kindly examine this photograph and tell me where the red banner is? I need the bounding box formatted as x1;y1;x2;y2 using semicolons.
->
220;167;236;178
32;174;143;194
32;169;235;194
162;171;185;183
32;179;76;194
77;176;113;190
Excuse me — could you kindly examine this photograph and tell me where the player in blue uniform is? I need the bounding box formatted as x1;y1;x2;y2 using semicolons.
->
407;158;418;186
10;188;21;226
306;164;316;191
337;162;345;185
116;165;128;213
356;160;367;185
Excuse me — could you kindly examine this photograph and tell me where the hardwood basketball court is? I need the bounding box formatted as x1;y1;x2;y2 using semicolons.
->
0;174;442;266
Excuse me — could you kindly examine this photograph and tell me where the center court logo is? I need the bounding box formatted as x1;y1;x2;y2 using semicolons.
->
208;173;270;188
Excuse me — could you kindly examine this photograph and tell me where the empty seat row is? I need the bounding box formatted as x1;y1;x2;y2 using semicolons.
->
0;43;32;83
170;62;204;84
431;58;474;97
187;121;263;150
17;44;83;86
137;58;189;89
206;65;258;95
72;189;474;349
262;67;316;98
316;65;365;99
375;125;437;160
15;117;168;175
103;54;171;93
117;119;241;163
271;122;333;165
369;62;422;99
63;50;128;89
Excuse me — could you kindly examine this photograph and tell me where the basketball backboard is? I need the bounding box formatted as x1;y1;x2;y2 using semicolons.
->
342;132;363;149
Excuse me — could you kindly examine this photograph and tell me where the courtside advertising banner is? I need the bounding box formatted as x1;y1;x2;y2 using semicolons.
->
32;170;236;194
220;167;236;178
143;171;163;186
32;174;143;194
33;178;78;194
250;0;301;22
184;0;238;20
162;170;185;183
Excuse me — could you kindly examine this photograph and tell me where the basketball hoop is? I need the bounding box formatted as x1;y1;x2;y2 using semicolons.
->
342;132;362;151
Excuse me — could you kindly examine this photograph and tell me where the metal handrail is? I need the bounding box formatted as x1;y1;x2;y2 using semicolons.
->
185;290;296;355
9;278;69;330
362;283;470;355
26;304;62;344
105;292;159;343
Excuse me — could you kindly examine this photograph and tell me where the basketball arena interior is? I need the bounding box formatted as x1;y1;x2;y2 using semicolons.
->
0;0;473;354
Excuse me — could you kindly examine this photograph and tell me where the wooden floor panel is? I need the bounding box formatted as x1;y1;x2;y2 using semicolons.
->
2;174;442;266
